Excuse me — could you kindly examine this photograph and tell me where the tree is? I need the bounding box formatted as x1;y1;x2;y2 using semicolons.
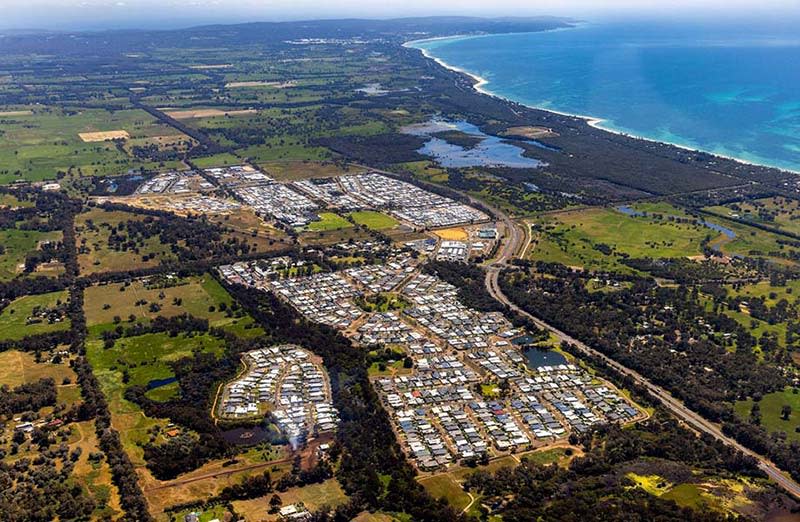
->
268;493;282;514
781;404;792;421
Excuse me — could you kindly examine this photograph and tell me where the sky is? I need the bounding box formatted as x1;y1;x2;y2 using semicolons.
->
1;0;799;31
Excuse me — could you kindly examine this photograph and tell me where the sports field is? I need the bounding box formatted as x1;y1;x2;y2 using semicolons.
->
308;212;352;231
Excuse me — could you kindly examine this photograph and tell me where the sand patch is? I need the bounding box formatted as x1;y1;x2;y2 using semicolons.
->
434;227;468;241
166;108;257;119
0;110;33;116
78;130;130;142
189;64;232;69
503;126;559;139
225;80;296;89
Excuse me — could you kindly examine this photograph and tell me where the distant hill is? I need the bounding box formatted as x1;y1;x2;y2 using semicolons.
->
0;16;575;55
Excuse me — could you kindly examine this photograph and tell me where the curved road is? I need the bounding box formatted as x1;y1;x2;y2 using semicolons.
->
483;212;800;499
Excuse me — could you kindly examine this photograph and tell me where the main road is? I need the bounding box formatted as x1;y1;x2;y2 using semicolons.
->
483;210;800;499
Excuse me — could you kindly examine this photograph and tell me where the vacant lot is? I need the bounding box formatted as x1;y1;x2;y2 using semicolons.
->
84;274;258;338
349;210;399;230
233;479;348;521
434;227;468;241
165;108;257;119
75;207;176;275
262;160;364;181
0;350;77;404
0;290;70;341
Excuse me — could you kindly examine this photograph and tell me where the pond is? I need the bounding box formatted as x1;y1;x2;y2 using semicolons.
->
401;118;546;169
524;347;568;370
221;426;271;445
147;376;177;389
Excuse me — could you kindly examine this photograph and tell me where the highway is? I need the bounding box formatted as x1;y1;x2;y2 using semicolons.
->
483;211;800;499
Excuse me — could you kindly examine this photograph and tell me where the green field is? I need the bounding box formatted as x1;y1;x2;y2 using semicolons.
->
75;207;178;275
0;290;70;341
349;210;399;230
85;331;225;465
418;475;472;512
705;196;800;237
734;387;800;442
89;331;225;389
0;228;62;280
84;274;260;338
0;193;34;207
0;106;186;183
308;212;352;231
531;206;714;272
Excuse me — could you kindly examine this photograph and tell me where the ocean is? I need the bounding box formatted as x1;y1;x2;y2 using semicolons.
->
409;19;800;173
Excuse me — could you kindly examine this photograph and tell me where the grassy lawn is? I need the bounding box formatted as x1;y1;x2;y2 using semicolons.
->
734;387;800;442
418;475;472;513
661;483;710;510
308;212;352;231
727;279;800;307
349;210;399;230
0;290;70;341
0;228;62;280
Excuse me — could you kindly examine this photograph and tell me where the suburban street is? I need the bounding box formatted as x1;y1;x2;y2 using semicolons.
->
483;210;800;499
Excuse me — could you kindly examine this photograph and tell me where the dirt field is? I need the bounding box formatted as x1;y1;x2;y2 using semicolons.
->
0;350;76;391
261;160;364;181
78;130;131;142
166;108;257;119
232;479;347;521
124;133;195;152
0;110;33;116
502;126;558;139
434;227;468;241
225;80;296;88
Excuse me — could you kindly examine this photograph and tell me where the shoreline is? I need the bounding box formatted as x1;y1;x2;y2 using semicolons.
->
405;33;799;176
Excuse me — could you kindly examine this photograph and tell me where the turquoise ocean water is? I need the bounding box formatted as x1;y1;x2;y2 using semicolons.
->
410;20;800;172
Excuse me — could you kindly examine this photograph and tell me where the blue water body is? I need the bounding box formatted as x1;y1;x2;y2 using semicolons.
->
147;376;177;389
402;118;545;168
411;20;800;172
524;348;568;369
